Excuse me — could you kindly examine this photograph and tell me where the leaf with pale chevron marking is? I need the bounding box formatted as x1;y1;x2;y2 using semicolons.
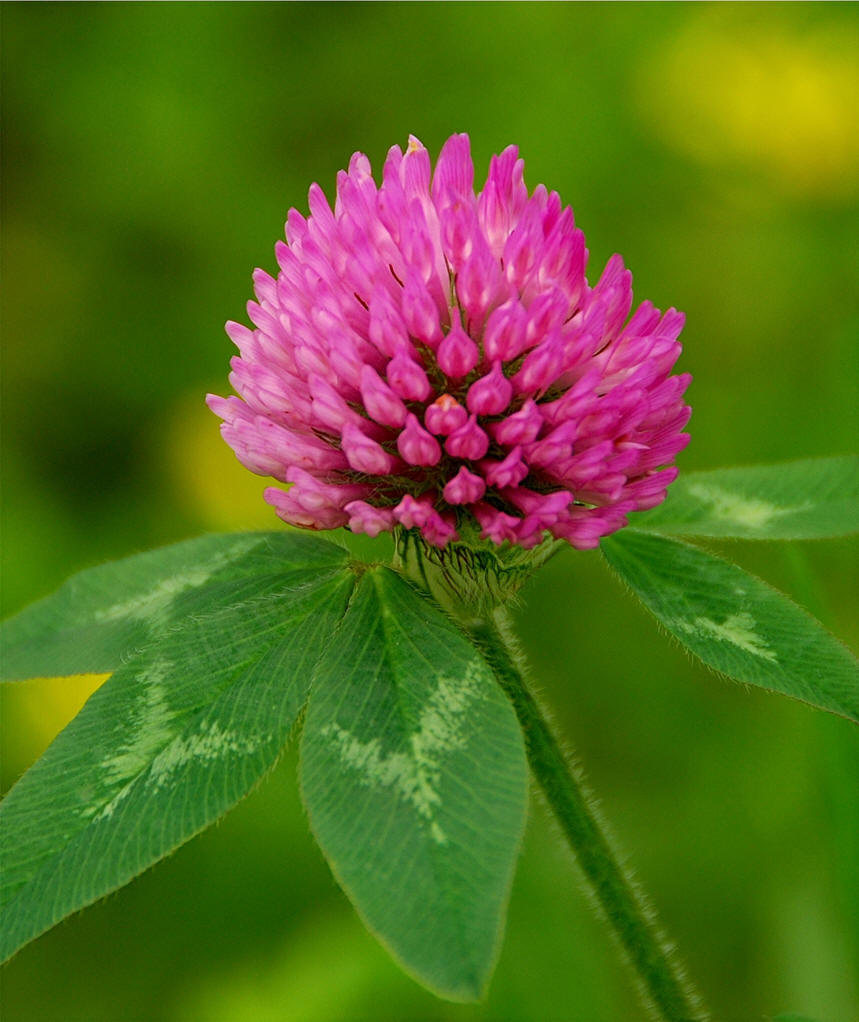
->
301;567;528;1001
602;530;859;722
0;547;355;962
1;531;350;680
630;456;859;540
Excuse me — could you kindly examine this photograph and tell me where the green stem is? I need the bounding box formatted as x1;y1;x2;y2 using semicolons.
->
468;608;709;1022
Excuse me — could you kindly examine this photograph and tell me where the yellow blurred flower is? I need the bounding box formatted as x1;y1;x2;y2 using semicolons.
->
637;15;859;197
163;389;280;532
1;674;110;783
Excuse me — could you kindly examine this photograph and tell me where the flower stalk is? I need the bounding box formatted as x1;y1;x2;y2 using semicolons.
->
468;607;709;1022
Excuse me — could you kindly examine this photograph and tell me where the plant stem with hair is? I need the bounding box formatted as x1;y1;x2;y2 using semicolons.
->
468;607;709;1022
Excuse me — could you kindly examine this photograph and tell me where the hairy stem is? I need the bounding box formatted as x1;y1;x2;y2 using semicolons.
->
468;608;709;1022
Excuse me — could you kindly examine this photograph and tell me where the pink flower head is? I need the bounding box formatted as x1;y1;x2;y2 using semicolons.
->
209;135;690;550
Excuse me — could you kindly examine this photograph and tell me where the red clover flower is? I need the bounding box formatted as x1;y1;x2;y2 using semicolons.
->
208;135;691;550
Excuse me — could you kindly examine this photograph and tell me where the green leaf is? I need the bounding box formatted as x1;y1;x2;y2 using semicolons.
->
0;550;355;962
601;531;859;723
631;456;859;539
300;567;528;1001
0;531;349;680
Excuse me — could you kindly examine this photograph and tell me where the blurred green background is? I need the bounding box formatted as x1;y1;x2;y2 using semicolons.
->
2;3;858;1020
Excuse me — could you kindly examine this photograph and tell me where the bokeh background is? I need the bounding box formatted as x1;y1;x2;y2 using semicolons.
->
2;4;858;1020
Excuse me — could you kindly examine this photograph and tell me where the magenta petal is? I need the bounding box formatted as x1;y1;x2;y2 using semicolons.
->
308;373;360;431
467;362;513;416
524;421;577;468
344;500;395;538
481;447;528;489
431;133;474;208
387;351;432;402
341;422;397;475
397;413;442;466
359;364;408;428
424;394;469;436
402;270;443;348
265;487;349;530
284;466;367;509
483;300;529;362
512;332;566;395
437;320;479;379
471;504;522;545
443;466;486;505
489;399;544;446
445;414;490;461
393;493;436;529
456;242;503;327
419;510;458;547
504;487;572;519
368;286;409;357
478;145;527;255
